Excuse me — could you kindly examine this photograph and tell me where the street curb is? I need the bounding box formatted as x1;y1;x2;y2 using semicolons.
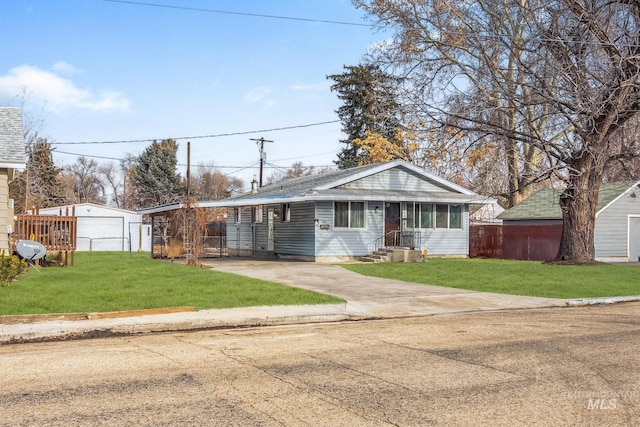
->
0;304;353;345
564;295;640;306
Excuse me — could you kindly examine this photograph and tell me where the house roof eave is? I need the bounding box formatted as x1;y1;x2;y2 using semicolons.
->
137;202;184;215
197;192;495;207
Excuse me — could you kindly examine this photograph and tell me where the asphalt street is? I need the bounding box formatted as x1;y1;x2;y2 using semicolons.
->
1;302;639;426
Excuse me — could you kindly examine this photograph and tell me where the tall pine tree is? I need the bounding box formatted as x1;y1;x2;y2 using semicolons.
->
9;137;66;213
130;139;183;209
328;64;405;169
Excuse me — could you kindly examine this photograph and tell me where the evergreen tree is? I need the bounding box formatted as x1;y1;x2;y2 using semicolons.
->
130;139;183;209
9;137;66;213
328;64;405;168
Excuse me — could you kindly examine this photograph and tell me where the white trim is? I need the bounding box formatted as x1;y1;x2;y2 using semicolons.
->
0;162;25;169
138;203;183;215
628;214;640;262
197;194;495;208
596;181;640;218
313;159;477;195
40;202;141;216
333;201;367;229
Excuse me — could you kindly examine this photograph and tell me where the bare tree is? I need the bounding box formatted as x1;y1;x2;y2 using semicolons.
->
99;162;125;208
357;0;640;262
265;161;318;185
62;156;105;204
189;163;244;200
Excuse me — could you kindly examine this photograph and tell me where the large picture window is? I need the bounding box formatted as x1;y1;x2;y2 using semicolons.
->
411;203;463;229
334;201;365;228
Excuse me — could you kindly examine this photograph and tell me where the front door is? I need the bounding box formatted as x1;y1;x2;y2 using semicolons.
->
384;202;401;247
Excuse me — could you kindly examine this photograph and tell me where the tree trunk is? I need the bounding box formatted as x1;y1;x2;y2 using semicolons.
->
555;160;603;263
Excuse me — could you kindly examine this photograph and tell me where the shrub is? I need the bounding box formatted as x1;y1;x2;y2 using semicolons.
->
0;252;28;287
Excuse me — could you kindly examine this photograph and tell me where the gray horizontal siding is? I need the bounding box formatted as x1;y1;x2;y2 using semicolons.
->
272;202;315;256
341;168;450;192
595;194;640;258
415;208;470;256
226;207;253;251
420;229;469;256
316;200;383;257
252;212;268;253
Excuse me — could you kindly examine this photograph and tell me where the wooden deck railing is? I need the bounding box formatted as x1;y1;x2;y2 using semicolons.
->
14;207;77;266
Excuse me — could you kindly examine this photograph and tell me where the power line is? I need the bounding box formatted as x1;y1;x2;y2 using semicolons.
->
53;150;338;170
104;0;371;27
52;120;340;145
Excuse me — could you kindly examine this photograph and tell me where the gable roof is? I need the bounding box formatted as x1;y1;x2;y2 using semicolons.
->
0;107;26;168
498;182;640;220
138;160;494;215
196;159;490;208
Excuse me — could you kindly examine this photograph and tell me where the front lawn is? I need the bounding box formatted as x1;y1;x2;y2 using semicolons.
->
0;252;342;316
342;258;640;299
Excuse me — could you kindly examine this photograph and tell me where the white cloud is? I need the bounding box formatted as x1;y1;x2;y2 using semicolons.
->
244;86;276;106
0;64;130;113
52;61;83;75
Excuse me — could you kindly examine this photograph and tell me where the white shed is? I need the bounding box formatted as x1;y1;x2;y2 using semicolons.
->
37;203;151;252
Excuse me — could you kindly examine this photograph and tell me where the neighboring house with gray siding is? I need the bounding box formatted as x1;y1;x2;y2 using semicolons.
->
156;160;491;262
0;108;26;252
498;182;640;262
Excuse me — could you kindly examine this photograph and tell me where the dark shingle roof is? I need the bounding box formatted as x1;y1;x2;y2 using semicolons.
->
0;107;26;165
498;182;637;220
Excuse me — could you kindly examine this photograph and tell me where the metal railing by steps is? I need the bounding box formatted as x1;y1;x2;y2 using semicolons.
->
368;230;422;253
361;231;423;263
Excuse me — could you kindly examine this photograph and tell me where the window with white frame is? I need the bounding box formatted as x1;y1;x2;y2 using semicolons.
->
411;203;462;229
253;205;263;223
334;201;365;228
449;204;462;229
281;203;291;222
234;207;242;224
420;203;434;228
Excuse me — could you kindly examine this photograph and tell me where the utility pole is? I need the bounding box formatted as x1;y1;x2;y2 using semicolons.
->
249;137;273;187
186;141;191;197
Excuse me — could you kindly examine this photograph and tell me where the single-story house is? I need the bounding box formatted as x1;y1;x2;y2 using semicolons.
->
0;107;26;252
142;160;494;262
37;203;151;252
498;182;640;262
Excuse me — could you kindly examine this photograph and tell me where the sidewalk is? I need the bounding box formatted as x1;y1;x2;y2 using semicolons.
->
1;259;637;344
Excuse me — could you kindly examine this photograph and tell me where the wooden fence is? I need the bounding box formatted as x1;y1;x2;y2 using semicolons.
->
469;224;563;261
14;208;77;266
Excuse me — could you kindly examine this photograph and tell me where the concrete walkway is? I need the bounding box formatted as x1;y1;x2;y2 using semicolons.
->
205;259;563;318
0;258;574;344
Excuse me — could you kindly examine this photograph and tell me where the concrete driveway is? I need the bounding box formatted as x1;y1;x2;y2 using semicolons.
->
203;258;563;318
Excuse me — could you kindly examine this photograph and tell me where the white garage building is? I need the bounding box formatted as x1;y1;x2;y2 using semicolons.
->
38;203;151;252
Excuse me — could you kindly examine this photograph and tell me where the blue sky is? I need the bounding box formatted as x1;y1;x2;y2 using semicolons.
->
0;0;383;185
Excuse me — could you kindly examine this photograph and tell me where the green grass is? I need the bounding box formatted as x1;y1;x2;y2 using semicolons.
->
0;252;342;316
342;258;640;299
